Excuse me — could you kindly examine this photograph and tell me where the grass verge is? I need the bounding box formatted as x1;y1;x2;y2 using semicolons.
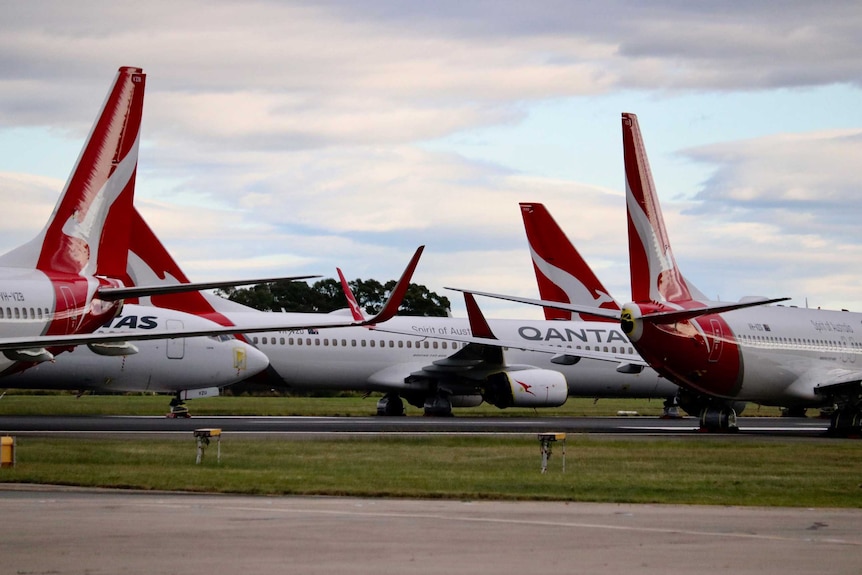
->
1;435;859;507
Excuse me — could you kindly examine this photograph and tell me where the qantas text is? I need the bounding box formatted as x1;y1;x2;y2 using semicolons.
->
518;326;629;344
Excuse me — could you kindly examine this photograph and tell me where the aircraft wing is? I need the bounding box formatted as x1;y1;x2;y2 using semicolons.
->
97;274;321;301
2;247;423;358
370;291;648;367
369;325;647;366
446;287;791;324
805;368;862;397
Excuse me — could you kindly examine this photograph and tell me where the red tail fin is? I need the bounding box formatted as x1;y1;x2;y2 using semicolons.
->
520;202;619;321
622;113;693;304
1;67;145;279
125;209;236;326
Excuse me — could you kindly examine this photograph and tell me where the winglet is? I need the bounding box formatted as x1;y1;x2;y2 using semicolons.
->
337;267;366;321
463;292;496;339
361;246;424;325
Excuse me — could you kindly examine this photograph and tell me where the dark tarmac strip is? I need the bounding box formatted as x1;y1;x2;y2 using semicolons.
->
1;485;860;575
0;414;832;437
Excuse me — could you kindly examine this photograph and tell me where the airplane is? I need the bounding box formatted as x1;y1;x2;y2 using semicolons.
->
126;210;678;417
618;111;862;434
453;113;862;435
5;305;271;415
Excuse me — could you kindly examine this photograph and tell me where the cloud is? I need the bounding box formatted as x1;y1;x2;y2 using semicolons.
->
684;129;862;241
1;0;861;319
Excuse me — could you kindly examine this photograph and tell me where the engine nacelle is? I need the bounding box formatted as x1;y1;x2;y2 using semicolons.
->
483;369;568;408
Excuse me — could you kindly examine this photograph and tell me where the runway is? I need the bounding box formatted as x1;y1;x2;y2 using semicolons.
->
0;413;832;437
2;485;860;575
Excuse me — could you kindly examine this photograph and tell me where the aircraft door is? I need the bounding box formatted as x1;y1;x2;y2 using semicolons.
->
59;286;77;334
707;319;724;363
166;319;185;359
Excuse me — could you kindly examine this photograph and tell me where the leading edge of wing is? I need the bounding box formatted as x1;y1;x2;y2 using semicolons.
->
98;274;323;301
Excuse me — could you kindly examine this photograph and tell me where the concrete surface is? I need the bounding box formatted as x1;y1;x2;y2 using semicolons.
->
1;485;860;574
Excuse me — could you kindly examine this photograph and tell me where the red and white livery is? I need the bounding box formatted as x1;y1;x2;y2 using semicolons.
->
619;112;862;433
0;66;145;374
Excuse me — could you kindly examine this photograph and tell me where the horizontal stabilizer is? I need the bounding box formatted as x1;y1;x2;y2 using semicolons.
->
642;297;791;324
445;287;621;321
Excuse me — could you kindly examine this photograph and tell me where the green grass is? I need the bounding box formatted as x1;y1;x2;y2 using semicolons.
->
2;436;860;507
0;392;784;417
0;393;826;506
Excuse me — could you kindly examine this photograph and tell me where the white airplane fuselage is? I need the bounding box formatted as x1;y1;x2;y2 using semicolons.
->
224;311;677;399
5;305;269;393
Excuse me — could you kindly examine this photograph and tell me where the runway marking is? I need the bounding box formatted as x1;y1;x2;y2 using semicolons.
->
124;499;862;547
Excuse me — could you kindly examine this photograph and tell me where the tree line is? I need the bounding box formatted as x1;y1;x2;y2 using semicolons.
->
218;277;451;317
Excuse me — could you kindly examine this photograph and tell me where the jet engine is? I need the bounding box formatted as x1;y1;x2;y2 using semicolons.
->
483;368;568;408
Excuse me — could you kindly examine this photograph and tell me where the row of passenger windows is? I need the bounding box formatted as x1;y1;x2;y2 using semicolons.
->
252;336;464;350
249;335;636;356
739;334;861;349
555;343;636;356
0;307;50;320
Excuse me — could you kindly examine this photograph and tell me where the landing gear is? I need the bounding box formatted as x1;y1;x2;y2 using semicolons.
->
376;393;405;416
423;394;453;417
823;385;862;437
661;397;682;419
166;393;190;418
828;406;862;437
698;406;738;433
780;406;807;418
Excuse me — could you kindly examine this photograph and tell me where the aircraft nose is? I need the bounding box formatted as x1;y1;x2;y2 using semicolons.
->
240;341;270;376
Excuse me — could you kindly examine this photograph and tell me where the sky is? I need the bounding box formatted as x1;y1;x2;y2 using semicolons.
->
1;0;861;319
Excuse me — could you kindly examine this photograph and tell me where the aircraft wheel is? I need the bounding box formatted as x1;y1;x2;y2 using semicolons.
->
699;407;738;432
376;393;405;416
828;408;862;437
423;395;453;417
